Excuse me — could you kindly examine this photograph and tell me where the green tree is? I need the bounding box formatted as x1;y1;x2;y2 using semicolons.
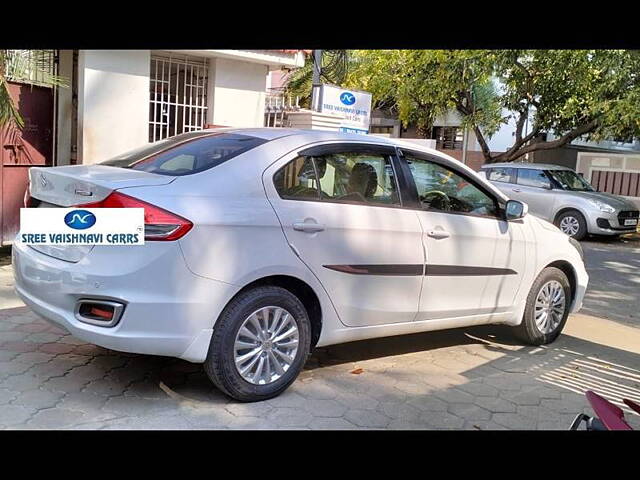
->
284;50;350;108
0;50;67;129
347;50;640;163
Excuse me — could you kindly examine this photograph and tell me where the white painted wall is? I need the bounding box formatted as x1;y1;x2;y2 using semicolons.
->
433;110;463;127
482;107;535;154
210;58;269;128
77;50;150;164
398;138;437;149
431;108;520;153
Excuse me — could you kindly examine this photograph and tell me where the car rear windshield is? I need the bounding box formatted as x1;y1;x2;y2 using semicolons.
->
100;132;267;176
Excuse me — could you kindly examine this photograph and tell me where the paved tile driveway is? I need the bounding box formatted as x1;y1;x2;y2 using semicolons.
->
1;307;639;430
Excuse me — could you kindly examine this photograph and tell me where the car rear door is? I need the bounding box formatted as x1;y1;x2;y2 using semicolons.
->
484;166;519;198
513;168;556;221
399;151;527;321
263;142;424;327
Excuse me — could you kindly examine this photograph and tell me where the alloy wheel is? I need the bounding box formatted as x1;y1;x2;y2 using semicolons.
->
233;306;299;385
559;216;580;236
534;280;566;334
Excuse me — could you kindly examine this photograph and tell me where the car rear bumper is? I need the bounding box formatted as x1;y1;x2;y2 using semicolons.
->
570;263;588;314
12;241;238;362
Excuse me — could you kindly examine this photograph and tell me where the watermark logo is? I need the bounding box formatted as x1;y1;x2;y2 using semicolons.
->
21;208;144;245
64;210;96;230
339;92;356;106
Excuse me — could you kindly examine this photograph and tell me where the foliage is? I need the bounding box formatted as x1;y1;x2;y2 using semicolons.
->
0;50;68;129
284;50;350;108
346;50;640;162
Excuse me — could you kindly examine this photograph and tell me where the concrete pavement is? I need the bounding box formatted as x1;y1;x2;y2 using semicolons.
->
1;242;639;430
1;307;639;430
581;235;640;327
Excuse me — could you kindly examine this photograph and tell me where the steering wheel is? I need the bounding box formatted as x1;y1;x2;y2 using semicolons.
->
422;190;450;210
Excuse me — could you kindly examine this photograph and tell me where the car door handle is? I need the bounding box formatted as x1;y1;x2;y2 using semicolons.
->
293;222;325;233
427;229;450;239
512;188;521;193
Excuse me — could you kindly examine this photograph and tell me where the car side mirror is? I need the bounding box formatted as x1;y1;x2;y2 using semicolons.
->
505;200;528;220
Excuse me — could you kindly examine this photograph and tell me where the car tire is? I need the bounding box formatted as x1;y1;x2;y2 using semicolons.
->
204;285;311;402
514;267;572;346
555;210;587;240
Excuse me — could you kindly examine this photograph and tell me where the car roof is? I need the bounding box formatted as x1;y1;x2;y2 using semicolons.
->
195;128;510;203
202;127;399;144
480;162;573;171
202;126;450;157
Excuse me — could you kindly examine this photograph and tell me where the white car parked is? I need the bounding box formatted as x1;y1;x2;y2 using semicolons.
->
13;129;588;401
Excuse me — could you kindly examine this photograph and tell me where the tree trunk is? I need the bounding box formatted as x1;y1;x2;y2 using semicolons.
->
471;125;494;163
490;120;599;163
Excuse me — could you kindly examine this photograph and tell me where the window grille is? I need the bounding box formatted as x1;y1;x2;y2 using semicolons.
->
149;54;208;142
432;126;464;150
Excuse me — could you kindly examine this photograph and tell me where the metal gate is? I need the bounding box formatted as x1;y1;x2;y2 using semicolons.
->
1;50;56;245
149;54;208;142
591;169;640;198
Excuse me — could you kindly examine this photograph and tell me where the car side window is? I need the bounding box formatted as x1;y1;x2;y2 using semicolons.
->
406;154;499;218
517;169;551;189
487;167;516;184
312;152;400;206
273;157;319;200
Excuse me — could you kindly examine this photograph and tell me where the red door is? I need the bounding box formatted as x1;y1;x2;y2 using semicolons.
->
0;81;54;244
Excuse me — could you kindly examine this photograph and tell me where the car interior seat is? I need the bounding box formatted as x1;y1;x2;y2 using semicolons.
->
340;163;378;202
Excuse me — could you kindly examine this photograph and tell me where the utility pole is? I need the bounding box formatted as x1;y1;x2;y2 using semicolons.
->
311;50;322;112
462;127;469;165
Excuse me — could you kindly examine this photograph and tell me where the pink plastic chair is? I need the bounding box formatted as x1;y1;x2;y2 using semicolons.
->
585;391;633;431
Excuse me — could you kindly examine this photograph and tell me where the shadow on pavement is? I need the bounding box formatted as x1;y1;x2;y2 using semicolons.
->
2;308;639;430
156;323;640;429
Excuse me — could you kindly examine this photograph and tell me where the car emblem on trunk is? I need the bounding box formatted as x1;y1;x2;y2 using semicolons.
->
39;173;48;188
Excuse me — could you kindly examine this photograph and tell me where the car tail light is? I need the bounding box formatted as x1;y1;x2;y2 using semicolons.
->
78;191;192;241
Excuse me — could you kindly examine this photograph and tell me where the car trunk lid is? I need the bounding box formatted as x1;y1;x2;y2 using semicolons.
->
28;165;175;207
26;165;176;262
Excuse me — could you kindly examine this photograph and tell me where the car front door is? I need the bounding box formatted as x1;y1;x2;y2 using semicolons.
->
264;143;425;327
399;151;528;322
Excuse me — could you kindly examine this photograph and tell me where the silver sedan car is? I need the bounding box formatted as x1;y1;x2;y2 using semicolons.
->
479;163;640;240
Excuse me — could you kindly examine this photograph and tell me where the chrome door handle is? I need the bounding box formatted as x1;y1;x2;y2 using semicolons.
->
293;222;325;233
427;230;450;239
512;188;521;193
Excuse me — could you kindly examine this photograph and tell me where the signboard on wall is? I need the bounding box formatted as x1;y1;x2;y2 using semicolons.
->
315;84;372;134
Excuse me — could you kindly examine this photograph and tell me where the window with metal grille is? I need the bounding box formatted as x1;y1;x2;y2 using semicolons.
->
149;54;208;142
431;126;464;150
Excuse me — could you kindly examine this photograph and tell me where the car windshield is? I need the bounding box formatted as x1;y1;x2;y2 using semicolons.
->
547;170;595;192
100;131;267;176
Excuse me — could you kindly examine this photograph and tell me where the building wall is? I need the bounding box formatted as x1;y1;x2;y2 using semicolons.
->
210;58;269;128
438;150;487;172
531;146;579;170
77;50;150;164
